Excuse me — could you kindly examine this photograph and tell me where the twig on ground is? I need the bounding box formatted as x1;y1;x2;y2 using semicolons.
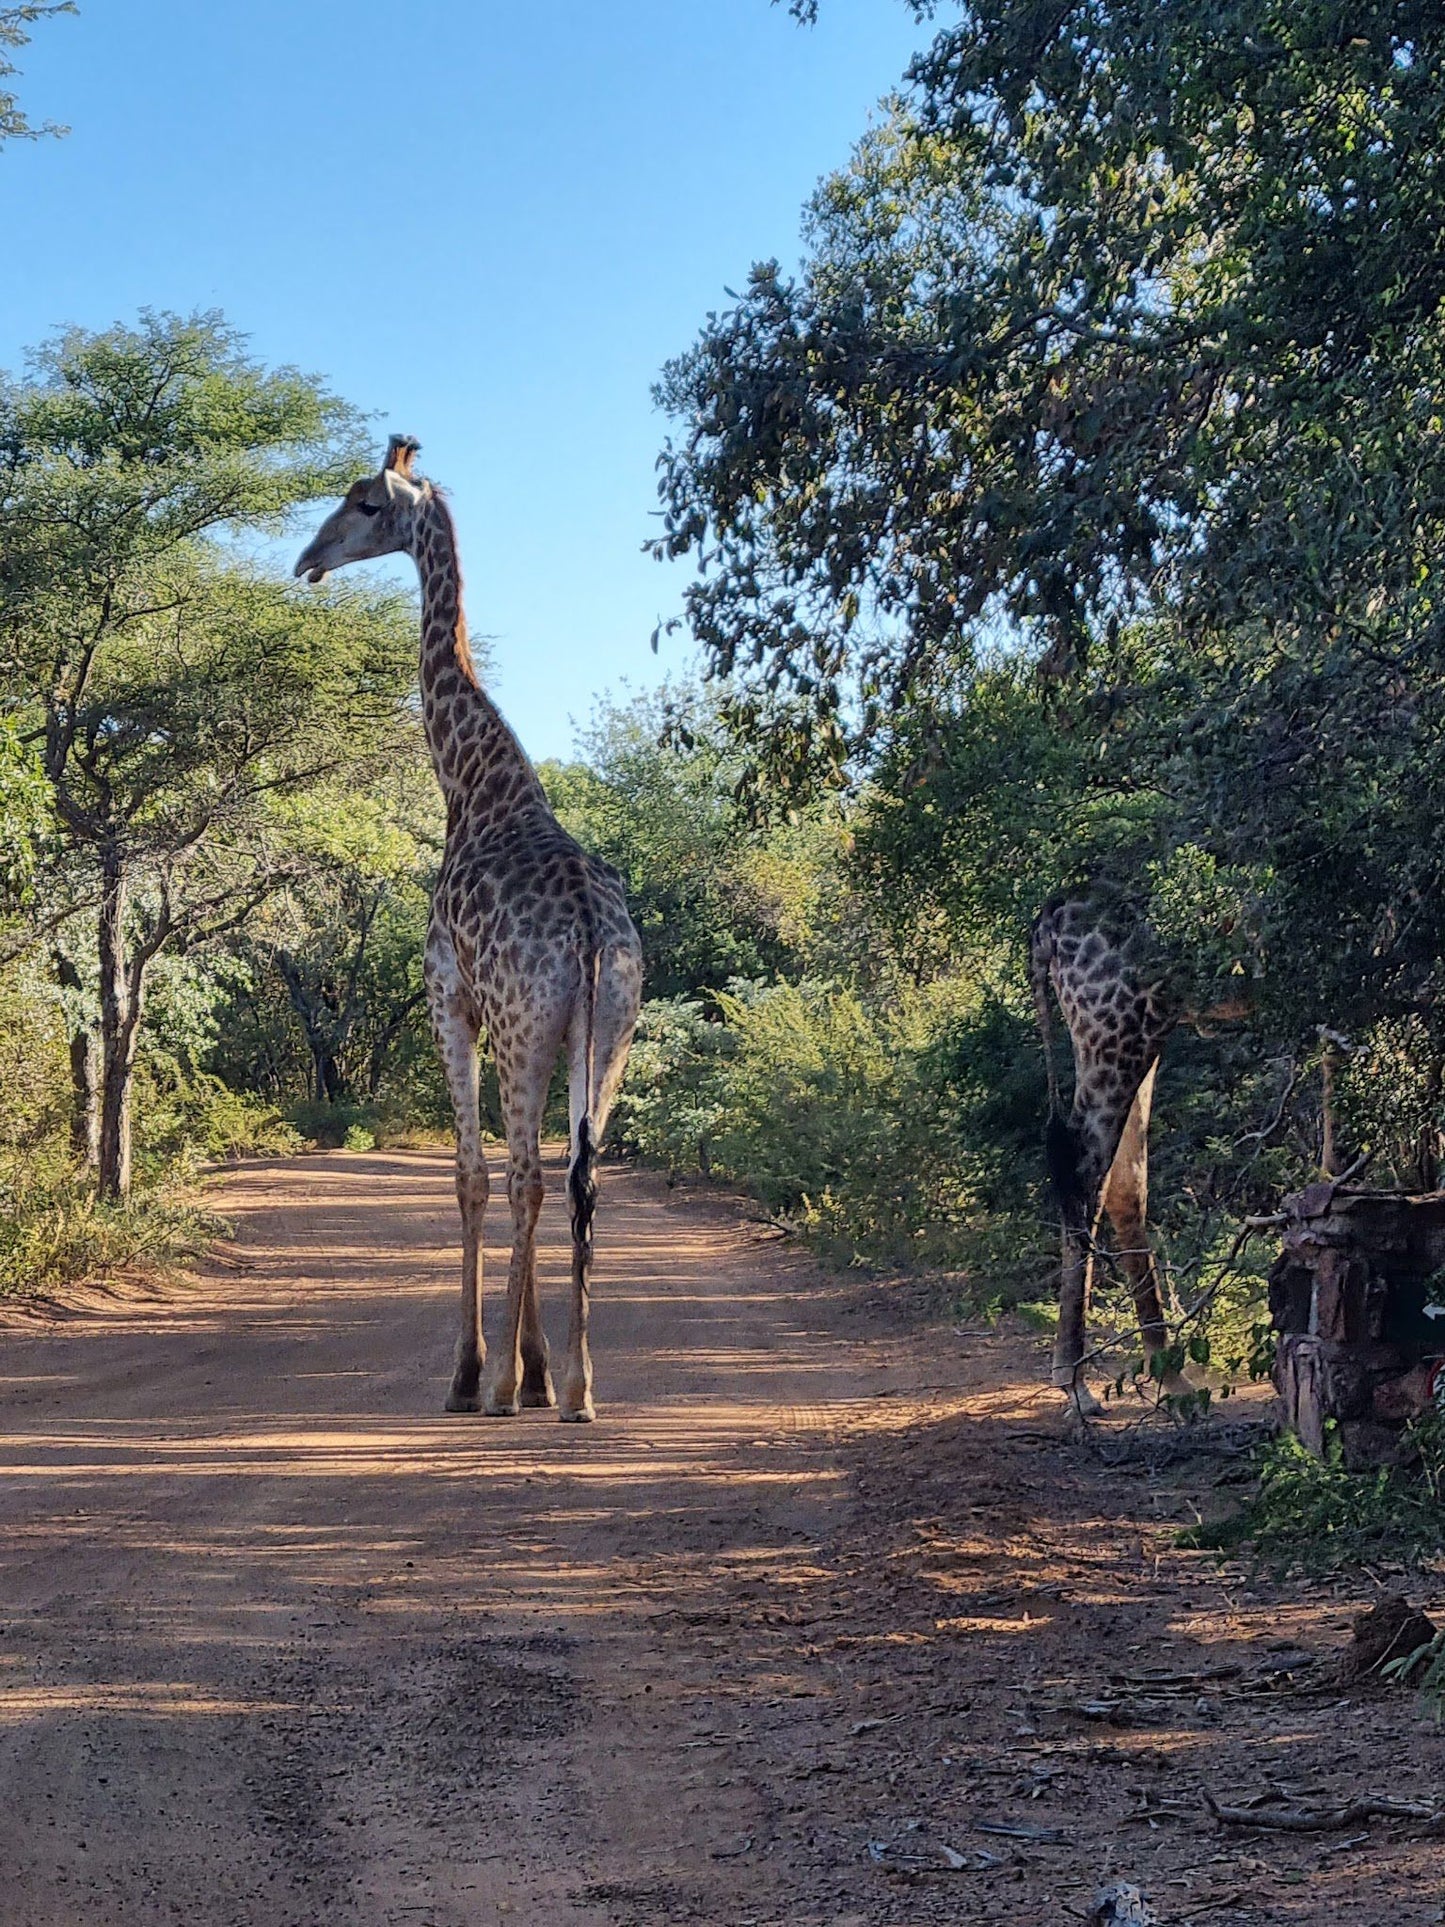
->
1203;1787;1439;1832
975;1820;1071;1843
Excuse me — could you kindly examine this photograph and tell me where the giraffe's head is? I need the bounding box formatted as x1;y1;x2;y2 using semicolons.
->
294;435;425;584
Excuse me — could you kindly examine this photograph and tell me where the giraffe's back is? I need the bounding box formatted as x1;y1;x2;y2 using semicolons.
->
434;807;641;1027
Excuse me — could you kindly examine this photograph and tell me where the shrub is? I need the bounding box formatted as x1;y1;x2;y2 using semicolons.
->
0;1165;228;1298
611;996;731;1178
614;971;1056;1286
0;962;235;1296
1184;1416;1445;1575
135;1063;302;1167
289;1097;382;1149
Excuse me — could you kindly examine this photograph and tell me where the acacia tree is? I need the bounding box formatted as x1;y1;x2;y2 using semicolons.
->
0;313;417;1196
259;754;439;1108
0;2;74;146
656;2;1445;1047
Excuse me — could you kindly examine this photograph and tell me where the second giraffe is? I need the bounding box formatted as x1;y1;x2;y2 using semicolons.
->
1030;895;1195;1417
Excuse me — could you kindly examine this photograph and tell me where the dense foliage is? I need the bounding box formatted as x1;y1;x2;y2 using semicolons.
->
0;312;419;1196
655;4;1445;1053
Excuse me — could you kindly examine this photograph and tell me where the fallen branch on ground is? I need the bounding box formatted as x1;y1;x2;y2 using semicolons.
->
1204;1788;1439;1832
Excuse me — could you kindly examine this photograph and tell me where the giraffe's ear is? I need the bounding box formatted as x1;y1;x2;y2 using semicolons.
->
383;434;421;479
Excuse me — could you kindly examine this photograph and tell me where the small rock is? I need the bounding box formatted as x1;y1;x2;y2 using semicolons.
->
1344;1594;1439;1684
1089;1880;1155;1926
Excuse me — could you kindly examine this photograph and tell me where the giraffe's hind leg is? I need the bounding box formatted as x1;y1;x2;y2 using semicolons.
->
518;1219;556;1409
484;1010;566;1418
1051;1060;1158;1419
426;931;490;1416
559;943;640;1423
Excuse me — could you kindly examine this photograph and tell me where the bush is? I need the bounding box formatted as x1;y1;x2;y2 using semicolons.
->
611;996;731;1177
289;1097;383;1149
0;961;236;1296
0;1163;228;1298
288;1095;453;1152
135;1063;303;1167
1185;1416;1445;1575
614;971;1056;1285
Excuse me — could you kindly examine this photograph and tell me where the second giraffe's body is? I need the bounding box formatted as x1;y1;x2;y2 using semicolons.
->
297;437;642;1421
1029;896;1191;1417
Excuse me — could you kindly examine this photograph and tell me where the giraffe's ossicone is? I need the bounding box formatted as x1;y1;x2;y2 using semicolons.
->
297;436;643;1421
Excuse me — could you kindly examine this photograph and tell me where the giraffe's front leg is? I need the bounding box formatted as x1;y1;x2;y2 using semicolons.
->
427;932;489;1415
1052;1208;1104;1421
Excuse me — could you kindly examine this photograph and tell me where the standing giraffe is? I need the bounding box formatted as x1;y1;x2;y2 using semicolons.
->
1029;896;1194;1416
295;436;642;1421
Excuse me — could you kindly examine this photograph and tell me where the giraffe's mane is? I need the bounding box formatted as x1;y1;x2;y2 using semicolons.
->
422;483;481;692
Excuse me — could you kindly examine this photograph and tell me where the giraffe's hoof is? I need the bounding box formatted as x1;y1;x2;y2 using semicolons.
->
559;1400;596;1424
1055;1379;1104;1422
444;1389;483;1414
520;1373;557;1409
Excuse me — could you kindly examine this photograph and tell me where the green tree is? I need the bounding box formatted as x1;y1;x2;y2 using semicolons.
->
0;3;74;146
659;7;1445;732
541;685;833;1000
0;312;415;1196
656;3;1445;1050
259;750;440;1107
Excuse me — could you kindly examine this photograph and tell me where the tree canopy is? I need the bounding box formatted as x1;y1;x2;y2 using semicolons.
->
655;1;1445;1050
0;3;74;146
0;312;413;1195
659;4;1445;738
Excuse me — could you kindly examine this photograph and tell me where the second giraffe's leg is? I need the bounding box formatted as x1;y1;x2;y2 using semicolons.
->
427;940;489;1415
1049;1074;1146;1418
1100;1063;1190;1398
1052;1188;1103;1419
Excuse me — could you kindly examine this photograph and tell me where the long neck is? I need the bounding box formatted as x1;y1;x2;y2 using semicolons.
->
411;489;547;825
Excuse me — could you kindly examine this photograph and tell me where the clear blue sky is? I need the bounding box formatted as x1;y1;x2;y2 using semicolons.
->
0;1;926;760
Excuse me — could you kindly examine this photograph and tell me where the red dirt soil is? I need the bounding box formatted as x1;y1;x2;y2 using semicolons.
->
0;1149;1439;1925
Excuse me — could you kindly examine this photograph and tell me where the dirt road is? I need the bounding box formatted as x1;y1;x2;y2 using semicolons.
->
0;1151;1439;1926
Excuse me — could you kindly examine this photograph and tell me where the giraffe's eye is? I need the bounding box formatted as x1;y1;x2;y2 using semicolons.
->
357;502;383;518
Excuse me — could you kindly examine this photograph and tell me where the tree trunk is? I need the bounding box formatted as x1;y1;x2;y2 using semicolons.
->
54;948;101;1170
277;952;350;1107
366;990;426;1099
69;1026;102;1168
315;1047;344;1106
1319;1028;1351;1180
96;850;143;1202
1417;1057;1443;1192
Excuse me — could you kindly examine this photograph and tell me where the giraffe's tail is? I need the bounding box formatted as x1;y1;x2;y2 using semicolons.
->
567;943;604;1269
1028;906;1063;1121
